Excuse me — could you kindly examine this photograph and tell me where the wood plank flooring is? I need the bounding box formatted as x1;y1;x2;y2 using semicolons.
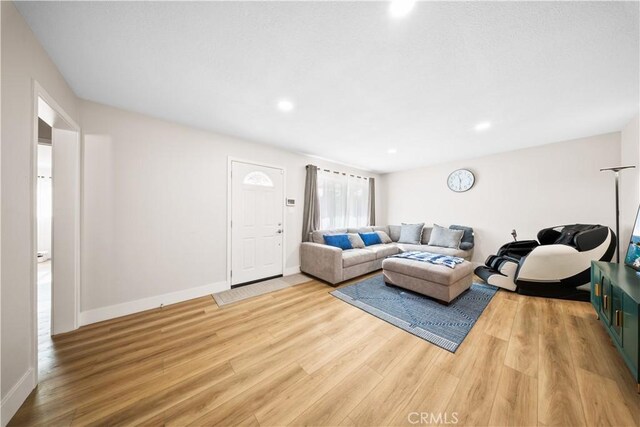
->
10;273;640;426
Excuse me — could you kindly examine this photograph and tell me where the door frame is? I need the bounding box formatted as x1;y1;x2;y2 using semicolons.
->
226;157;287;288
31;80;82;383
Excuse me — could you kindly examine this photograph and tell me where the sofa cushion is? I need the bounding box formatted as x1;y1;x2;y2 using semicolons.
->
372;225;390;235
396;243;428;253
324;234;353;250
389;225;401;242
342;249;376;267
376;231;392;244
450;225;475;250
311;228;348;244
356;226;374;234
360;232;382;246
398;223;425;244
428;224;464;249
347;233;365;249
421;227;433;244
423;245;469;258
365;244;401;259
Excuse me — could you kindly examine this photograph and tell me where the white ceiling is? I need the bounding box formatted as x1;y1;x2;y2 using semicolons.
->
16;1;639;173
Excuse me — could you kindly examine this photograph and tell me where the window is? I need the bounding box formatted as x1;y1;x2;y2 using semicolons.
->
243;171;273;187
317;170;369;229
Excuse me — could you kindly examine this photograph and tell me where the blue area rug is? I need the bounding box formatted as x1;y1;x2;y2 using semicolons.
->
330;274;498;352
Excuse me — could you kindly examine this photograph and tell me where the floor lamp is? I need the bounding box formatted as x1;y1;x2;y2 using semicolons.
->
600;165;636;263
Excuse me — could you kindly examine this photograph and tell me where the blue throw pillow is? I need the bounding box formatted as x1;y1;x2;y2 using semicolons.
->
323;234;353;250
359;232;382;246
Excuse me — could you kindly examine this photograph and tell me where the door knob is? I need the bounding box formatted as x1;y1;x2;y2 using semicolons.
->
276;229;283;234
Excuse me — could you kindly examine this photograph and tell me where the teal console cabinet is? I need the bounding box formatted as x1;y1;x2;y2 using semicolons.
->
591;261;640;392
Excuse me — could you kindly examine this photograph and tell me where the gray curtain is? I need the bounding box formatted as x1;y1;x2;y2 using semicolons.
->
302;164;320;241
368;177;376;226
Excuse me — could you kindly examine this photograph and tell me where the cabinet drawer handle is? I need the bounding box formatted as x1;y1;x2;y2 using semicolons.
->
595;283;601;296
604;295;609;310
615;310;623;327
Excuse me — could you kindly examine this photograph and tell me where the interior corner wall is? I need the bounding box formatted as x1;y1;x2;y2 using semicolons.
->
382;132;621;264
79;100;383;316
1;1;80;423
620;113;640;248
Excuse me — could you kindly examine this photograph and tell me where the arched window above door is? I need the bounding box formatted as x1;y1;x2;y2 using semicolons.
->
243;171;274;187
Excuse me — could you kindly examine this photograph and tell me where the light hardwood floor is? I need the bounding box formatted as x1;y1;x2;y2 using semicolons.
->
10;273;640;426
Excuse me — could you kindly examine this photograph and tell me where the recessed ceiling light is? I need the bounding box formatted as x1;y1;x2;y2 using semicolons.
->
389;0;416;18
474;121;492;132
387;148;398;154
277;99;295;112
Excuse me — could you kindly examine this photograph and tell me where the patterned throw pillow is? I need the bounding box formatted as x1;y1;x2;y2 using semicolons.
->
398;223;425;244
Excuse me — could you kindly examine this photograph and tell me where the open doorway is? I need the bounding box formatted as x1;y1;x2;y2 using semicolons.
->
33;84;81;381
37;123;53;366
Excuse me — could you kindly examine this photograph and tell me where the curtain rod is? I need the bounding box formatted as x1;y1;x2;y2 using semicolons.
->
320;169;369;180
307;164;370;180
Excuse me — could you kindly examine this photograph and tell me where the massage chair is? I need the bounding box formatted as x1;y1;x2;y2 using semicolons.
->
475;224;616;301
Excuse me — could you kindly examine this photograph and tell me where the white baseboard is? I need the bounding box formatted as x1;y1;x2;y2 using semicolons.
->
284;265;301;276
1;368;35;427
78;281;229;326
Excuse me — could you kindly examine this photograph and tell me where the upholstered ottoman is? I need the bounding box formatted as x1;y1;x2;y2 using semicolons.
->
382;257;474;303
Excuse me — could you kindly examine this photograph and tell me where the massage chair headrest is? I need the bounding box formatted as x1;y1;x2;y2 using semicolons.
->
537;224;610;251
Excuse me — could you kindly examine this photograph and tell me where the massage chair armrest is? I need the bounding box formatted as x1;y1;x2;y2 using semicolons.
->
516;244;585;282
496;240;539;259
501;255;522;264
485;254;521;271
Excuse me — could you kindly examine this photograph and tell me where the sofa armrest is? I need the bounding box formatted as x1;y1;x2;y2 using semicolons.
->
300;242;343;284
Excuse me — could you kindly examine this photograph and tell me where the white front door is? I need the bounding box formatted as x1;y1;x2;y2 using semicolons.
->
231;161;284;286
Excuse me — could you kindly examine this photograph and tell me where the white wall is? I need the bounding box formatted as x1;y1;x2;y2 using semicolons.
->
37;144;52;257
1;1;80;423
381;133;621;264
620;114;640;249
80;100;383;316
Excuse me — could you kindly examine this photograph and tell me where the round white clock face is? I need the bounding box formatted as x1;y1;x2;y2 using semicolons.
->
447;169;475;192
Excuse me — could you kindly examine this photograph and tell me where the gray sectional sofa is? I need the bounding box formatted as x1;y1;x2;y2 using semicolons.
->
300;225;473;285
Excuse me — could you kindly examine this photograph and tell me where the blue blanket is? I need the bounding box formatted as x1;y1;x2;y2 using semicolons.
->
391;251;465;269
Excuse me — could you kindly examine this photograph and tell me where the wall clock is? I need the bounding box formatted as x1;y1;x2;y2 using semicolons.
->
447;169;475;192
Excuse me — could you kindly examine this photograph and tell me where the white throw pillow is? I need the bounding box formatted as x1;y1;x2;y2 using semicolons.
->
398;223;425;244
347;233;366;249
428;224;464;249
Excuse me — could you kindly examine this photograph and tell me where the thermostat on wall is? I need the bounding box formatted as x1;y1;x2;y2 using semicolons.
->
286;198;295;206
